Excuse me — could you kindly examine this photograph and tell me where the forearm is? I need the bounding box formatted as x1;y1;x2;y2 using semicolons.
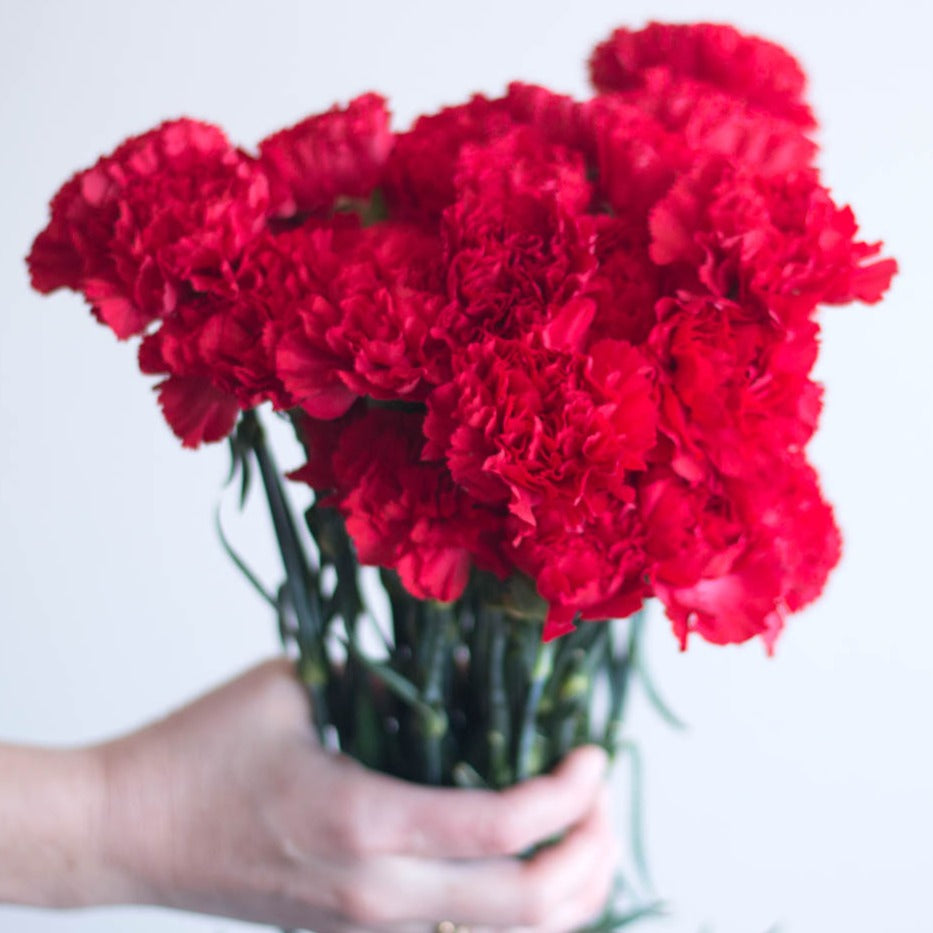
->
0;742;110;908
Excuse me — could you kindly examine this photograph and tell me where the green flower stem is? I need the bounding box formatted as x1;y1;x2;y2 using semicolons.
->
239;410;329;731
351;681;383;769
550;646;589;761
485;608;512;788
604;613;644;754
306;503;364;636
419;602;451;784
515;639;554;780
381;568;417;660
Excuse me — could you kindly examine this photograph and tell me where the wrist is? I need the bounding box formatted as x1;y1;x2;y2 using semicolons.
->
92;731;179;910
0;743;111;908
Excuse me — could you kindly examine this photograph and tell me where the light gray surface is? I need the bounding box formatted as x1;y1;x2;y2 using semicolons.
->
1;1;931;931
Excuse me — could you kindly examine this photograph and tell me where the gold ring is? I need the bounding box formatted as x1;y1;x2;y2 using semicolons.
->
435;923;471;933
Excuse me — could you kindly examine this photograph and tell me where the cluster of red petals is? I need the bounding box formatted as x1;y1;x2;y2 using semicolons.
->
29;120;271;339
29;23;897;649
292;408;510;603
589;21;816;127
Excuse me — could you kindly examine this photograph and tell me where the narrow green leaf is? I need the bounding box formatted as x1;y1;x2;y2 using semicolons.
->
617;739;652;892
214;505;276;609
242;411;322;641
342;638;444;734
225;435;239;487
604;625;634;756
238;410;329;731
238;451;252;509
275;583;295;648
636;652;687;731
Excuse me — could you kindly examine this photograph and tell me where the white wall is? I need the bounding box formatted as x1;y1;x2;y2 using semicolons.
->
1;2;930;931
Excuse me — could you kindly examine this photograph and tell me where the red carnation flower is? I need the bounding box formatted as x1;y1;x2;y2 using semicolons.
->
503;82;595;155
641;468;783;648
435;127;599;357
137;287;288;447
515;506;649;641
452;125;593;219
269;221;447;418
231;218;361;419
137;300;243;448
590;22;816;127
649;294;822;482
383;95;518;225
424;336;658;536
607;67;818;177
258;93;393;217
756;457;842;614
588;98;689;221
649;157;898;318
641;456;841;650
28;119;271;339
583;217;661;347
294;408;509;602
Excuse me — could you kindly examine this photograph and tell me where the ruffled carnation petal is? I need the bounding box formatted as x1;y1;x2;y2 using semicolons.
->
28;119;272;340
258;93;393;216
425;335;658;537
590;22;816;127
156;374;240;448
293;408;509;603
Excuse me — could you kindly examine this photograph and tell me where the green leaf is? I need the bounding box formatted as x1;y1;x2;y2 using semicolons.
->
225;416;254;508
225;435;239;487
617;739;652;892
238;451;252;509
342;638;444;731
604;624;634;756
214;505;276;609
238;410;329;732
243;412;322;641
275;583;296;648
636;652;687;731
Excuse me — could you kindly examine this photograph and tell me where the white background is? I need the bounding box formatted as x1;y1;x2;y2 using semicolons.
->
1;1;930;931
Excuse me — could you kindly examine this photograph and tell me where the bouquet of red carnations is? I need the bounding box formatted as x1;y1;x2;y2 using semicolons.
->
28;20;895;925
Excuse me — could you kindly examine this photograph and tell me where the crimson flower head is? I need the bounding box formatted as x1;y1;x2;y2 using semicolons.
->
28;119;271;339
258;93;393;216
589;21;816;127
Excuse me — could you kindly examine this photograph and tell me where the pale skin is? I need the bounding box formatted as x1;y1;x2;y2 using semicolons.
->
0;658;618;932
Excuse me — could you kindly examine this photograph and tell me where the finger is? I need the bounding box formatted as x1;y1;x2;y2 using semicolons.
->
533;811;620;933
327;745;609;860
361;783;616;928
516;785;617;933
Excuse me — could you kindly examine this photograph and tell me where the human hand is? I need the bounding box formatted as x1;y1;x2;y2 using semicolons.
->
91;658;617;932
